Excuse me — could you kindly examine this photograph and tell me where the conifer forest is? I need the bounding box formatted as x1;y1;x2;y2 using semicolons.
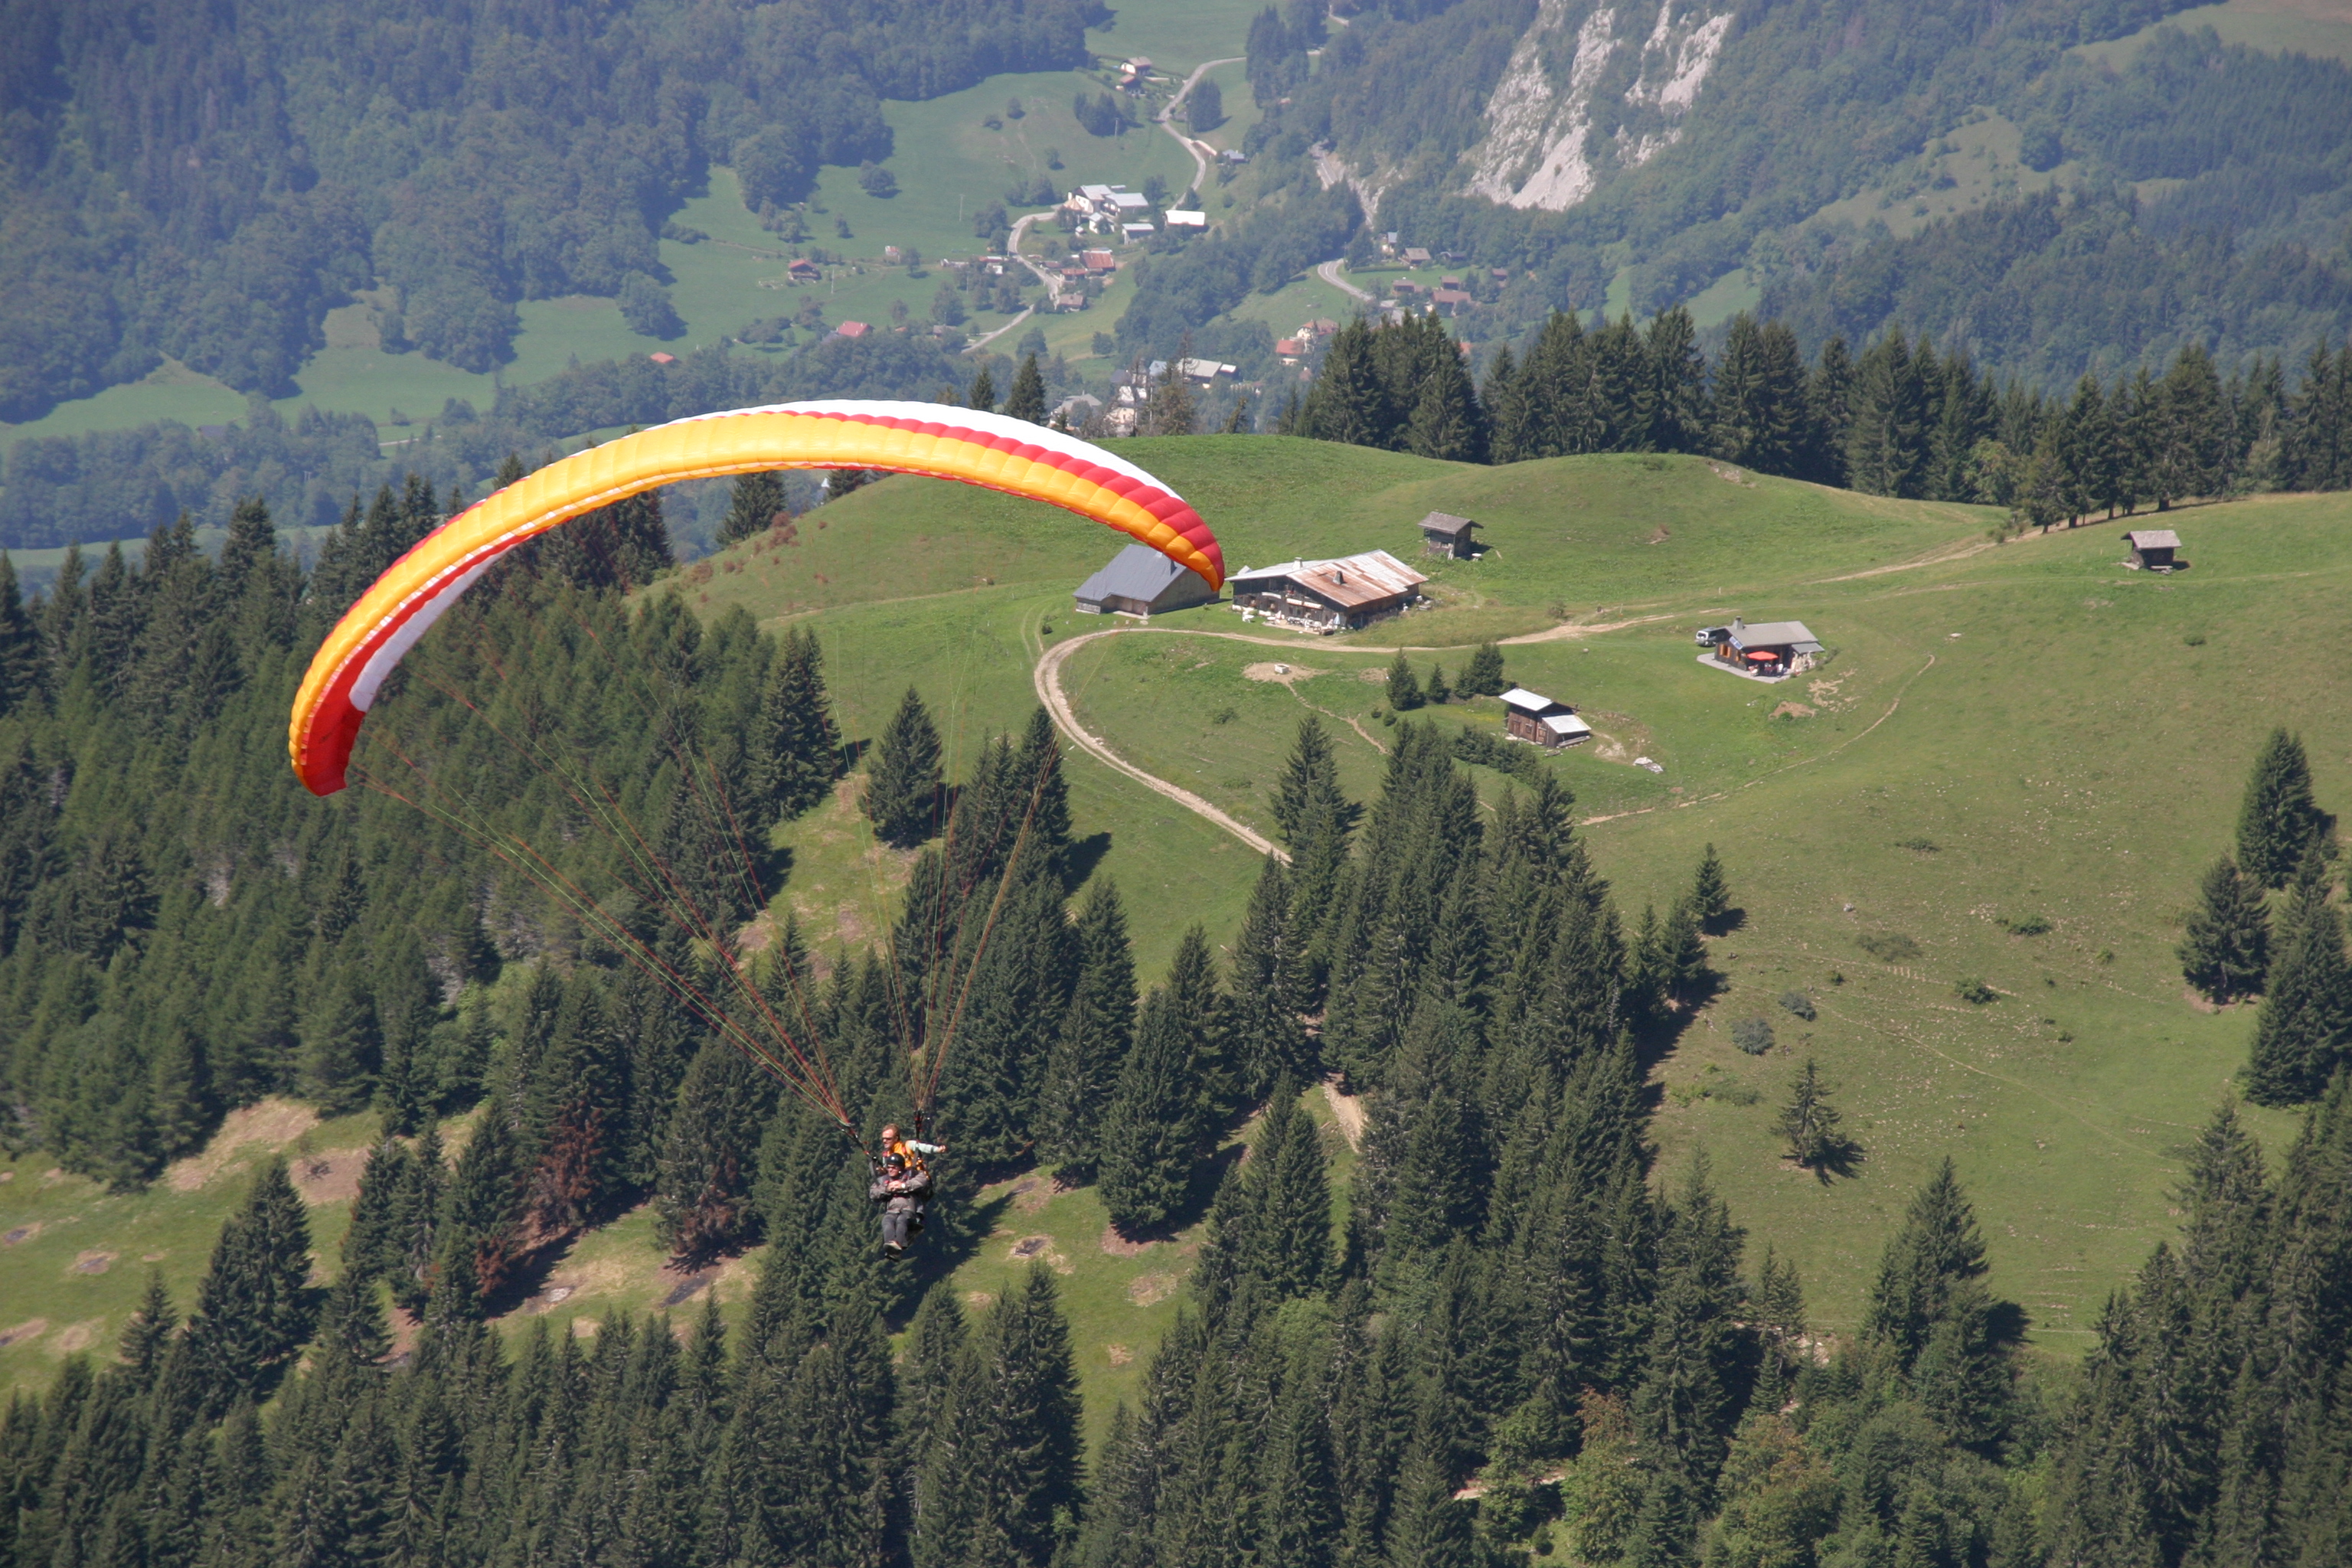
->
0;469;2344;1567
11;0;2352;1564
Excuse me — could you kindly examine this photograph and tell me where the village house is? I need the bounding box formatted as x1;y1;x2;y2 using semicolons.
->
1431;288;1474;317
1695;616;1823;680
1276;338;1305;364
2125;528;2182;570
1402;246;1432;266
786;257;821;282
1417;511;1480;558
1081;248;1117;273
832;321;870;339
1164;210;1207;229
1227;550;1428;632
1074;543;1217;617
1499;687;1592;748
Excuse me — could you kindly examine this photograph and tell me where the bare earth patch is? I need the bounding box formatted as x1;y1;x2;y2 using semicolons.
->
1648;524;1671;544
292;1148;371;1206
1127;1272;1178;1307
963;1292;997;1312
1243;662;1324;684
167;1099;321;1192
52;1320;103;1354
1106;1344;1133;1366
1772;701;1816;719
1321;1076;1366;1152
0;1319;47;1349
1008;1234;1073;1272
1100;1225;1159;1256
3;1222;41;1246
1359;667;1388;683
70;1250;114;1276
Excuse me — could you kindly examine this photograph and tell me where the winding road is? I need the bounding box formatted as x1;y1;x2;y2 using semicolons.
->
1317;257;1374;303
1156;57;1245;196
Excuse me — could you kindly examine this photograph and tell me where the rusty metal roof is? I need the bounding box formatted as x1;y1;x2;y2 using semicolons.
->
1230;550;1427;610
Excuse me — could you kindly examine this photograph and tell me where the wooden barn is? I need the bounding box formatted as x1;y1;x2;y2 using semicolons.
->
2125;529;2181;570
1418;511;1480;559
1500;687;1592;748
1073;543;1217;617
1228;550;1427;632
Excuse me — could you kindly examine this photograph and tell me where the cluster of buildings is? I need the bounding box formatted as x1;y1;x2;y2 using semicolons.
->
1275;318;1341;364
1060;184;1207;242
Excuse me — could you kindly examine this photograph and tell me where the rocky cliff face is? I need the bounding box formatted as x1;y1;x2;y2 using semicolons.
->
1462;0;1733;211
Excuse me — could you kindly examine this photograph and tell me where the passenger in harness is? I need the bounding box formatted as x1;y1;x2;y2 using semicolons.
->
871;1124;946;1255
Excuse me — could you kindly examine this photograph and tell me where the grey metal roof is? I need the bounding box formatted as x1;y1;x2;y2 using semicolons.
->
1540;714;1592;736
2125;529;2180;549
1076;543;1188;604
1419;511;1477;537
1727;620;1819;650
1500;687;1562;714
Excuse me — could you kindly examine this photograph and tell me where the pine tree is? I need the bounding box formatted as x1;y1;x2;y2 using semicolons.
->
1860;1156;2014;1410
1098;985;1205;1234
1689;843;1732;933
1004;355;1048;423
1404;344;1486;462
178;1158;315;1414
1040;879;1138;1175
954;1265;1083;1568
1386;648;1423;710
753;627;842;822
969;368;998;412
1482;345;1531;464
1249;1077;1331;1299
0;555;44;718
2180;853;2270;1004
654;1038;769;1257
1226;854;1312;1096
2237;728;2332;887
1269;714;1356;848
1775;1058;1862;1179
1423;662;1451;704
2244;862;2352;1106
865;686;945;848
717;470;788;548
1459;642;1505;697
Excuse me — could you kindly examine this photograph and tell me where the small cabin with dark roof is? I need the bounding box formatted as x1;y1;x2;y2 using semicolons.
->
1418;511;1480;559
2125;529;2181;571
1074;543;1217;617
1695;616;1823;680
1499;688;1592;748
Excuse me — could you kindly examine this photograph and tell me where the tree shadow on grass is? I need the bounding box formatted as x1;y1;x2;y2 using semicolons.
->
1063;831;1113;890
1791;1133;1867;1185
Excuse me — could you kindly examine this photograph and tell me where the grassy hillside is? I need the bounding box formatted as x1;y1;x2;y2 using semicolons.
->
2;436;2329;1414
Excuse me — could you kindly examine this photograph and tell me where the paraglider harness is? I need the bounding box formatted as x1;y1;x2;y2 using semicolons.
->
871;1118;942;1251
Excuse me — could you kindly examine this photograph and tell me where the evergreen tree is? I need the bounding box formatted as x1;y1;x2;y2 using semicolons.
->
1775;1057;1862;1179
1860;1158;2020;1450
1846;331;1927;497
1302;319;1399;449
2244;861;2352;1106
1039;878;1138;1175
1248;1076;1331;1299
2236;728;2332;887
2180;853;2270;1004
753;626;842;822
1404;343;1486;462
177;1158;315;1415
655;1037;769;1257
1386;648;1423;711
1099;984;1206;1234
1459;642;1506;697
1269;714;1357;848
1423;662;1451;705
717;470;787;548
969;367;998;413
1482;346;1530;464
1227;853;1313;1096
1004;354;1049;423
1689;843;1732;933
865;686;946;848
0;555;44;717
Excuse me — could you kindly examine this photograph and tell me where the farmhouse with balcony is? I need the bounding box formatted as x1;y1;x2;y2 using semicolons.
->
1228;550;1427;632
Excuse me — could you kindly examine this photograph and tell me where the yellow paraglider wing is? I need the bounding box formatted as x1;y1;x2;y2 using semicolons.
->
288;399;1223;795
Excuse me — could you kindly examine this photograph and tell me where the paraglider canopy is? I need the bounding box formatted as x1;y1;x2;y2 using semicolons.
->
288;400;1223;796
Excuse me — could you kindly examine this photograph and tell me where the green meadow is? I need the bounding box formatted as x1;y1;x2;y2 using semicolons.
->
5;433;2334;1407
